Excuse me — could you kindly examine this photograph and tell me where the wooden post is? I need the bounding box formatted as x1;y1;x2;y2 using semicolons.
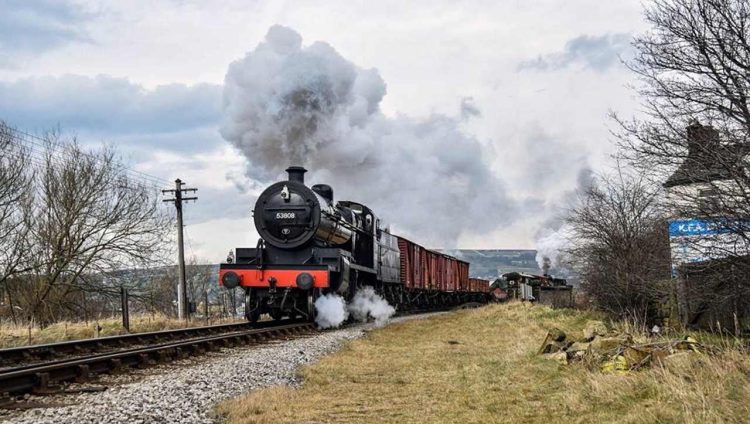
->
675;270;690;328
204;290;209;324
121;286;130;332
162;180;197;321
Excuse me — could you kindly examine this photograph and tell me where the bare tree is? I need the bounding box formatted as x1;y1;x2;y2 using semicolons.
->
614;0;750;329
138;267;179;317
617;0;750;158
566;170;672;323
0;123;34;323
12;134;173;325
185;257;214;315
615;0;750;218
138;258;214;318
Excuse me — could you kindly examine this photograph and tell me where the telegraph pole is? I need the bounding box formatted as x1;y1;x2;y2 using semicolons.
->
163;179;197;321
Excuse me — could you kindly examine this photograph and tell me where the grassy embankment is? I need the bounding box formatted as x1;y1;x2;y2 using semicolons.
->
0;314;243;348
217;302;750;424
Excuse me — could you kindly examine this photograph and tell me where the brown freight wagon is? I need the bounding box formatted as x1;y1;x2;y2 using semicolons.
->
420;247;429;289
469;277;490;293
398;237;421;289
458;261;470;291
400;236;447;291
397;236;486;307
446;256;454;291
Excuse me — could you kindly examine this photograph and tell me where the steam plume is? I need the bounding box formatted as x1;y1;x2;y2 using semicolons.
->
541;256;551;275
348;286;395;326
314;293;348;329
220;25;516;247
535;227;571;272
533;168;593;272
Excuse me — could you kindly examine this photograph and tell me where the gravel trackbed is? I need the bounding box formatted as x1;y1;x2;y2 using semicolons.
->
0;315;432;424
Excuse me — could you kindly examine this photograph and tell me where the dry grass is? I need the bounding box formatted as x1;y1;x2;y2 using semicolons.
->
216;302;750;424
0;314;244;348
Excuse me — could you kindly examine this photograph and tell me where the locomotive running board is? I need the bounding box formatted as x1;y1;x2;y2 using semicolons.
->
348;263;376;274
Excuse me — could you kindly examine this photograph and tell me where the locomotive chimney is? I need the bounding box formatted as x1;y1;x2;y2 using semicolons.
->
286;166;307;184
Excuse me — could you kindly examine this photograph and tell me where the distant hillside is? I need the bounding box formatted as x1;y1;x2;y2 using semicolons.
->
440;249;541;279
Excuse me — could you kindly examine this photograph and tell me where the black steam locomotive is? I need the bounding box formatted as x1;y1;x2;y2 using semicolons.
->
219;166;488;322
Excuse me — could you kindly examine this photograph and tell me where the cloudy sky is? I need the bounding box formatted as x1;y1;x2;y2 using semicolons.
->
0;0;648;262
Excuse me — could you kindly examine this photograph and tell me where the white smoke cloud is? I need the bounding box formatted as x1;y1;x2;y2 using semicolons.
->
220;25;516;247
314;287;396;329
314;293;348;329
347;286;395;326
535;225;573;271
534;168;594;272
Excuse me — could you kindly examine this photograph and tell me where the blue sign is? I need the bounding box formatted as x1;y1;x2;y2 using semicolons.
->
668;219;724;237
669;218;750;268
668;219;750;237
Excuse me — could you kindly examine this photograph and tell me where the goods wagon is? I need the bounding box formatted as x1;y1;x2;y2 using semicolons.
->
396;237;487;308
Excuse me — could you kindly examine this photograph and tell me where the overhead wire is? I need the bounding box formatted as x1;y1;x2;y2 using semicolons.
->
4;125;199;275
3;128;170;191
3;146;164;194
3;125;206;313
4;144;163;192
9;127;172;186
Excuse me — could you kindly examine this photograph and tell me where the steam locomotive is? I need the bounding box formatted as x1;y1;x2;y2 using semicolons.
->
219;166;490;322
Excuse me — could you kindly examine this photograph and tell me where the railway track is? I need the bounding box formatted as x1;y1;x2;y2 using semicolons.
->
0;320;314;400
0;319;292;367
0;307;468;405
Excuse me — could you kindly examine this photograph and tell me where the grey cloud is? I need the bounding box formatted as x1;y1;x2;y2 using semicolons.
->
460;97;481;119
522;126;589;189
0;56;19;70
109;127;225;155
519;33;632;72
183;186;255;224
0;1;95;54
0;75;222;150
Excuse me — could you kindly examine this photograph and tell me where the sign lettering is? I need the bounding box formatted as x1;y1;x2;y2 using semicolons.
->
276;212;295;219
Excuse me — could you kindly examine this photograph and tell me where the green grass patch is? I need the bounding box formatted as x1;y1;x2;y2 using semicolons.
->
216;302;750;423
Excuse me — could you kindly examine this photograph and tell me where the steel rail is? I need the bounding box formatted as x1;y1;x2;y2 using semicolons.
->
0;319;299;366
0;322;314;397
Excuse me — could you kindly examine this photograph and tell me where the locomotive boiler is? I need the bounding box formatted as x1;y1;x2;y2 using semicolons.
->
219;166;490;323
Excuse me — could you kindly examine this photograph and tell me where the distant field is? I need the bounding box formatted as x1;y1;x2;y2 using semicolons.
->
441;249;544;279
217;303;750;423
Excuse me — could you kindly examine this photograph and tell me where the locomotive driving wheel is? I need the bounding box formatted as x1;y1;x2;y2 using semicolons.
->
307;288;320;322
244;290;261;323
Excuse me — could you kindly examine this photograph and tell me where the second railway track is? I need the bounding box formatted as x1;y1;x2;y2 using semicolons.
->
0;319;298;367
0;320;315;400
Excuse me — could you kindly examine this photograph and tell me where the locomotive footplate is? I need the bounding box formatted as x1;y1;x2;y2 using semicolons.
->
220;264;330;322
219;264;330;289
